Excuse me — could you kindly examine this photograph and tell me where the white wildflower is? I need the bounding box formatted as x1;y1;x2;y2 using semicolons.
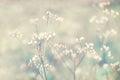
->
9;29;22;39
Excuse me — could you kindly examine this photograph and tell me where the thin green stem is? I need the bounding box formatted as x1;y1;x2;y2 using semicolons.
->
73;65;76;80
73;57;76;80
47;15;49;27
40;57;47;80
106;71;109;80
76;54;85;68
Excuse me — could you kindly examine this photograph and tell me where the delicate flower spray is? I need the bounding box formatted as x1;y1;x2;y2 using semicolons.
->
27;32;56;80
89;1;120;80
26;11;61;80
10;4;120;80
54;37;102;80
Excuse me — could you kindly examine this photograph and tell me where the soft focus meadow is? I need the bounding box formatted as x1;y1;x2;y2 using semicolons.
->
0;0;120;80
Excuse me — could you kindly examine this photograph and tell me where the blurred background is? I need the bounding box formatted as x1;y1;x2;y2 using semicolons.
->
0;0;120;80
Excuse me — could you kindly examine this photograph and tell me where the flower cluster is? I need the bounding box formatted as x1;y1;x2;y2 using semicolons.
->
27;32;56;45
110;61;120;71
76;37;102;61
42;11;64;22
98;0;110;8
98;28;117;41
9;29;22;39
89;15;108;24
54;43;69;59
102;9;120;18
28;54;53;74
54;37;102;63
89;9;120;24
100;45;114;60
25;32;56;80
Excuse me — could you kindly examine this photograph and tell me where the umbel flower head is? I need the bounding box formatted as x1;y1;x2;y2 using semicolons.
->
42;11;64;22
99;0;110;8
27;32;56;45
9;29;22;39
